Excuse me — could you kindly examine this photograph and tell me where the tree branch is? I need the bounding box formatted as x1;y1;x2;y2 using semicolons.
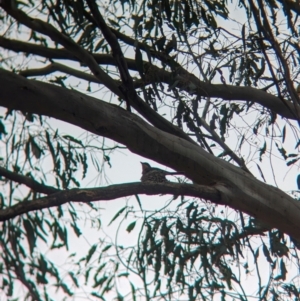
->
251;0;300;118
1;36;298;120
18;62;122;86
164;71;298;120
0;2;122;97
198;117;249;172
86;0;134;107
0;166;60;194
0;3;196;145
0;36;76;59
0;36;138;69
0;182;221;221
0;69;300;240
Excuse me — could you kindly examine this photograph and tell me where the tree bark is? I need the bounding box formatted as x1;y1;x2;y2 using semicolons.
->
0;68;299;240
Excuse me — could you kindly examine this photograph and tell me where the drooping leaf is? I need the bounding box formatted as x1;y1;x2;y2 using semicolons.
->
23;219;37;255
108;206;127;226
86;244;97;263
259;141;267;161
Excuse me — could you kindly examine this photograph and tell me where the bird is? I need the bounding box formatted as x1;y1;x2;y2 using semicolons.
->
140;162;183;183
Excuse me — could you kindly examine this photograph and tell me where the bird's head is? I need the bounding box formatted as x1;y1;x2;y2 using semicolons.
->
141;162;151;173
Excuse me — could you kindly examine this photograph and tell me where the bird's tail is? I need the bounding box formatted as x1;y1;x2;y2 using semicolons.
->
167;172;184;175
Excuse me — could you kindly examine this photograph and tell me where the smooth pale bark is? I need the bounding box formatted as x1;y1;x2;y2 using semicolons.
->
0;68;299;240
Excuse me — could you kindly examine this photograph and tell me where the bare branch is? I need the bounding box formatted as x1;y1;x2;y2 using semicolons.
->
19;62;122;86
0;36;138;70
0;182;221;221
0;36;75;59
0;166;60;195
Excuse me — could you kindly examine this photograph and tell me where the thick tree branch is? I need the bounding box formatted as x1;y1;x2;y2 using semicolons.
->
0;69;300;240
0;182;220;221
165;72;298;120
0;166;60;194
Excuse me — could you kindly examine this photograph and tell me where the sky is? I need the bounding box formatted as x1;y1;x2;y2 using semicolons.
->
0;0;300;300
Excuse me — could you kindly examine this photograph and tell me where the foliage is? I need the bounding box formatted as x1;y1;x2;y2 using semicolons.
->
0;0;299;300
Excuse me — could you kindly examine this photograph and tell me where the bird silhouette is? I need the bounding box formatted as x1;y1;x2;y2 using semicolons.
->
140;162;183;183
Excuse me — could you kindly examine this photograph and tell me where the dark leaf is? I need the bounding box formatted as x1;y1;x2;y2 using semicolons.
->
69;272;79;287
108;206;127;226
86;244;97;263
30;136;43;159
262;243;273;263
126;221;136;233
297;174;300;190
23;219;36;254
259;141;267;161
62;135;83;146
